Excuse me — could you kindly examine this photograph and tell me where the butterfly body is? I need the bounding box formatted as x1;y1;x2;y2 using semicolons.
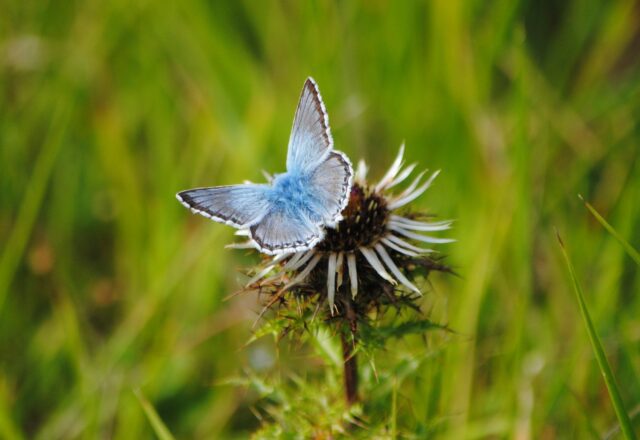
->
177;78;353;255
268;171;318;220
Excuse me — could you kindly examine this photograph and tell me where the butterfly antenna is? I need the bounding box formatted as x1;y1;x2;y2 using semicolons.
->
261;170;273;183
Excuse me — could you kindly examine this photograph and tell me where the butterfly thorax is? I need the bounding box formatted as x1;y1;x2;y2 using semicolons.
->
268;171;319;219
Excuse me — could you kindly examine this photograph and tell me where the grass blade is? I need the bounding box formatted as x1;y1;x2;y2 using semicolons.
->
0;102;70;313
579;195;640;267
556;231;637;440
133;388;175;440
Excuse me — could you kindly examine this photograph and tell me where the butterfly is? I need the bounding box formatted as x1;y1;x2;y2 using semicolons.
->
176;78;353;255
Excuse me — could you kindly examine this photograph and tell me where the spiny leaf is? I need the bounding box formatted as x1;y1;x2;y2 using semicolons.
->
360;318;451;348
246;316;292;346
375;319;451;339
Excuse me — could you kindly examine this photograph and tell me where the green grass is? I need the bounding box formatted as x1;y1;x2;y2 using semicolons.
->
558;231;636;439
580;194;640;267
134;388;175;440
1;1;640;438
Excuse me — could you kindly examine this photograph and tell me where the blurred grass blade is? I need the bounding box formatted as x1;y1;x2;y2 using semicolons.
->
133;388;175;440
391;377;398;440
579;195;640;267
0;402;23;440
0;102;70;312
556;231;637;440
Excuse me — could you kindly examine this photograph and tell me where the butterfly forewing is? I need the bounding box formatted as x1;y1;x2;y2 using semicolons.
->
286;78;334;173
177;185;270;228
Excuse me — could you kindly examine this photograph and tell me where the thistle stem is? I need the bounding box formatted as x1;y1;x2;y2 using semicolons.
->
342;298;359;405
341;331;358;405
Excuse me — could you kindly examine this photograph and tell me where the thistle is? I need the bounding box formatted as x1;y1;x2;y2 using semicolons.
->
234;145;453;405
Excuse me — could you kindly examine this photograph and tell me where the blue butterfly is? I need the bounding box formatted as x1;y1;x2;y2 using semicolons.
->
177;78;353;255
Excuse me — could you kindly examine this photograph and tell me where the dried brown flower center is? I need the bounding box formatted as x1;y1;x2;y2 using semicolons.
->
316;183;389;253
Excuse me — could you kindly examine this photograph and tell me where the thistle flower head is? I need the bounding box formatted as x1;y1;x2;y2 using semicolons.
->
233;145;453;320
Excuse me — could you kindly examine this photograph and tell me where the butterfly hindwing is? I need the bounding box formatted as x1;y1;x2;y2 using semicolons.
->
176;185;270;228
250;207;323;255
286;78;333;173
309;151;353;225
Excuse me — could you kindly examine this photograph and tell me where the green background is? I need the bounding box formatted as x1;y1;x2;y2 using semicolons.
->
1;1;639;438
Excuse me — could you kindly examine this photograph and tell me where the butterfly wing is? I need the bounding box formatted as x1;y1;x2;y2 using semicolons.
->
176;185;270;228
285;78;354;226
286;78;333;173
250;207;323;255
178;78;352;255
308;151;353;225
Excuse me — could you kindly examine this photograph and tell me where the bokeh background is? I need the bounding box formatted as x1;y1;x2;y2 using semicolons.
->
2;1;640;438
